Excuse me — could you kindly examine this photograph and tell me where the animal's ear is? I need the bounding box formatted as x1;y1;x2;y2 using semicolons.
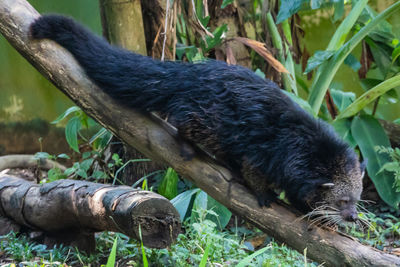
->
360;159;367;179
320;183;335;189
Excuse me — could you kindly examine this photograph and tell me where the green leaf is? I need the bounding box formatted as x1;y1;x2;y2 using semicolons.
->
65;116;81;153
199;239;211;267
158;168;179;200
34;152;51;160
47;168;65;182
89;127;108;144
171;188;201;221
92;170;108;180
112;153;122;166
57;153;70;159
138;225;148;267
329;1;368;50
51;106;81;124
276;0;308;24
344;54;361;72
304;50;335;74
82;152;91;160
365;38;392;78
236;246;271;267
360;5;395;43
282;91;315;116
308;0;399;113
310;0;323;10
283;48;298;95
176;46;198;61
360;78;383;91
76;168;88;179
80;158;94;172
193;191;208;212
95;129;113;150
330;89;355;112
105;236;118;267
265;13;296;94
64;167;76;176
332;118;357;148
203;24;228;52
206;196;232;230
351;115;400;208
333;0;344;22
254;69;265;79
337;74;400;119
378;162;399;174
392;45;400;63
221;0;233;9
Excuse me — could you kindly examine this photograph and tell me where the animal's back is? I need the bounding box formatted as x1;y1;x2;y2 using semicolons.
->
30;15;364;220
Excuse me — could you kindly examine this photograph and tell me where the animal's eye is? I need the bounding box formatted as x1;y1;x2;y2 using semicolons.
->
339;199;349;206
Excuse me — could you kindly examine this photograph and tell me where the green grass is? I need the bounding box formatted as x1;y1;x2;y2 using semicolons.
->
344;205;400;250
2;204;399;266
0;214;317;267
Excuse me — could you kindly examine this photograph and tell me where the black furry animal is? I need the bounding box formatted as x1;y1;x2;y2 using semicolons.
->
30;15;365;222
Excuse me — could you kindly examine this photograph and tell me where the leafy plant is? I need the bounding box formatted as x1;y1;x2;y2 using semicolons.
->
275;0;400;208
351;115;400;208
376;146;400;192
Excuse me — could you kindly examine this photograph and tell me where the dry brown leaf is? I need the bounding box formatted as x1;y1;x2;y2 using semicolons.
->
234;37;289;74
246;234;268;249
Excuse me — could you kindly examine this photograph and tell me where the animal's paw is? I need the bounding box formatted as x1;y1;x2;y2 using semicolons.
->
179;143;195;161
256;192;277;207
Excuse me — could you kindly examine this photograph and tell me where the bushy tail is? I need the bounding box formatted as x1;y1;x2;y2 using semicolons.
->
30;14;175;111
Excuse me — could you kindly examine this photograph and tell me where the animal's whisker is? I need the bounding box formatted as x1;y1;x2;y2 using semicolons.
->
358;199;375;204
358;217;375;231
321;215;342;228
309;214;332;227
355;203;371;214
356;220;365;232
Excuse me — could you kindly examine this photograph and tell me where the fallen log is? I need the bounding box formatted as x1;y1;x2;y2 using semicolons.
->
0;0;399;265
0;154;67;172
0;175;180;249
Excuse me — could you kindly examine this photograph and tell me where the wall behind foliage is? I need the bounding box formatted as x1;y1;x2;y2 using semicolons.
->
0;0;101;123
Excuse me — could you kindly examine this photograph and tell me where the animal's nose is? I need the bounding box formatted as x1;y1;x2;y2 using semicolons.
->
346;212;358;222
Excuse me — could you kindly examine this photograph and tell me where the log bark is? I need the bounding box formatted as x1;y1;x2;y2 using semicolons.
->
0;0;399;265
0;175;180;248
0;154;66;172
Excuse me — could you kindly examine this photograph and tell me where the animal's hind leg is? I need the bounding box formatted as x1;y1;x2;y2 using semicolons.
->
241;158;277;207
175;117;228;160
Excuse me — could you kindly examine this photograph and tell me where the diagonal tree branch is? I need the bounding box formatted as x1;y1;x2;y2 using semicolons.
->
0;0;399;265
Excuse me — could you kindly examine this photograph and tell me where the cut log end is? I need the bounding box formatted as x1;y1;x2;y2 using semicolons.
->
0;175;181;248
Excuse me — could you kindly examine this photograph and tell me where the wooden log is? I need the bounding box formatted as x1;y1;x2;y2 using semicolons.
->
98;0;166;185
0;0;399;265
0;175;180;248
0;154;66;172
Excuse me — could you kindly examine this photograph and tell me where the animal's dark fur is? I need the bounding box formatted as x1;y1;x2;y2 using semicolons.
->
30;15;364;217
